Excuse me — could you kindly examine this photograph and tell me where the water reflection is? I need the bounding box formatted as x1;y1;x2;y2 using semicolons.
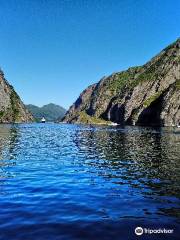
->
73;126;180;218
0;125;19;178
0;123;179;240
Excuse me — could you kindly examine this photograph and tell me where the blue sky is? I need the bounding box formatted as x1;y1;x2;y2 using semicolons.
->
0;0;179;109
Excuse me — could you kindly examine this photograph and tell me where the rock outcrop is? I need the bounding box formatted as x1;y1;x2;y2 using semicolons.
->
63;38;180;126
0;69;33;123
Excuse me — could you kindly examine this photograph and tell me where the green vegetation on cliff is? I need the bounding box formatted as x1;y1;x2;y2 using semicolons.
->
78;111;111;125
143;91;162;107
109;67;140;93
175;80;180;90
10;90;20;122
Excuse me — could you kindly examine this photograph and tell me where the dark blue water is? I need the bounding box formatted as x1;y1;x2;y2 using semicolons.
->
0;123;179;240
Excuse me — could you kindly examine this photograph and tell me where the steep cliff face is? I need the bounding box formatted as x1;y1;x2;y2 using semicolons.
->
63;38;180;126
0;69;33;123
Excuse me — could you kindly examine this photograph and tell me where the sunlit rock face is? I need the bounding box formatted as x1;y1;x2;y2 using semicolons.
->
0;69;33;123
63;38;180;126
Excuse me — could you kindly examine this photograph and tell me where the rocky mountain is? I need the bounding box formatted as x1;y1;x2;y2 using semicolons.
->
26;103;66;122
0;69;33;123
63;38;180;126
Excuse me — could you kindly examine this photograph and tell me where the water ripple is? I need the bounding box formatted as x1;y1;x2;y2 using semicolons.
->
0;123;179;239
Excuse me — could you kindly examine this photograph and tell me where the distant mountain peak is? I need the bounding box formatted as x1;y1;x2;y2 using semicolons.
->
26;103;66;122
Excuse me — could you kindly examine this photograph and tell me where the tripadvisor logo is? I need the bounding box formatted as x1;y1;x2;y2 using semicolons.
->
135;227;143;236
135;226;174;236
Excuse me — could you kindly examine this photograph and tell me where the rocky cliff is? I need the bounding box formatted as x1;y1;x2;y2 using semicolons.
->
0;69;33;123
63;38;180;126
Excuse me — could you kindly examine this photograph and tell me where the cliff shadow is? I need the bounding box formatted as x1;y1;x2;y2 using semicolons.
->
101;103;125;124
137;94;164;126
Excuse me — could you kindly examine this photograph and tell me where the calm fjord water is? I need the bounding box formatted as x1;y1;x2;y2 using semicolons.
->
0;123;179;240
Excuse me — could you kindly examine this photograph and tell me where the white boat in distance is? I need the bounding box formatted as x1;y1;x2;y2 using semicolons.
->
41;117;46;123
109;122;119;126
